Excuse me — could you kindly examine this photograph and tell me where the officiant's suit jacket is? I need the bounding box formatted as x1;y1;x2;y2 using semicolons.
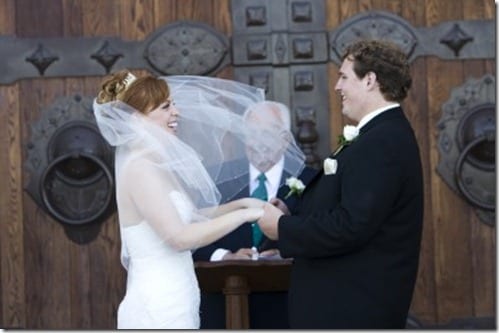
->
278;107;424;329
193;162;316;329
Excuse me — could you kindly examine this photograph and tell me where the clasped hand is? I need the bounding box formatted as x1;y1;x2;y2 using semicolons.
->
237;197;266;221
257;197;288;240
238;197;266;209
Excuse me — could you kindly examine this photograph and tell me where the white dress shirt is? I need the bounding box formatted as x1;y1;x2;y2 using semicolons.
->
356;103;400;131
248;157;284;200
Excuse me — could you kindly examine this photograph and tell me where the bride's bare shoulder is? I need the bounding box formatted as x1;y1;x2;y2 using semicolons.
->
121;156;175;185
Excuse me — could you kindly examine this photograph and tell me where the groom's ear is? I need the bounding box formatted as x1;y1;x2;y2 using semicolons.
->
365;71;377;89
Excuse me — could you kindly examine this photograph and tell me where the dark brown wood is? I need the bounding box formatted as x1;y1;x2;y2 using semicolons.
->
406;57;438;324
15;0;63;37
396;1;435;325
195;259;292;292
0;0;18;322
223;275;250;329
80;2;124;329
462;0;496;316
426;0;475;324
153;0;177;26
0;3;21;326
0;66;24;329
195;259;293;329
0;0;495;329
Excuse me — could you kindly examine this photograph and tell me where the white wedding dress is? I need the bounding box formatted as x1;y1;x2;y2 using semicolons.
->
91;77;299;330
117;191;200;329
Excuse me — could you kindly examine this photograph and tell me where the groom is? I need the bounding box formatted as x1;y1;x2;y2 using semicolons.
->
257;39;424;329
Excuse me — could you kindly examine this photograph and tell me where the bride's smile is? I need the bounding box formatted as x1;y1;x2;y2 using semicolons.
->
146;98;179;134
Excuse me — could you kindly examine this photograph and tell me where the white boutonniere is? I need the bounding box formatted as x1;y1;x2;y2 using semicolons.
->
333;125;359;155
323;157;338;175
284;177;306;199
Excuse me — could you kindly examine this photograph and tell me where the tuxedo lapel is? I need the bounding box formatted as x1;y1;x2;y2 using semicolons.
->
276;170;291;198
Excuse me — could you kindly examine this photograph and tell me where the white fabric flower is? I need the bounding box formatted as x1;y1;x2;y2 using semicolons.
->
343;125;359;142
285;177;306;198
323;157;338;175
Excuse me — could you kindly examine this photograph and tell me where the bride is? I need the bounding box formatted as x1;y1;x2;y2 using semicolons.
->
93;71;305;329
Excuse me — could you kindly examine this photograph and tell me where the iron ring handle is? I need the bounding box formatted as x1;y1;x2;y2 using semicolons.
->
455;135;495;211
40;152;114;225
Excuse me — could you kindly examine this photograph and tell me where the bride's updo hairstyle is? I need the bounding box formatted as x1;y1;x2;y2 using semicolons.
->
96;69;170;114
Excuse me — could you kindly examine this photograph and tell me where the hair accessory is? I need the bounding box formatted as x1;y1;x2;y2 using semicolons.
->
123;73;137;90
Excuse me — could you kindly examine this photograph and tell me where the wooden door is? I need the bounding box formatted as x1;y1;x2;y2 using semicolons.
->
0;0;495;329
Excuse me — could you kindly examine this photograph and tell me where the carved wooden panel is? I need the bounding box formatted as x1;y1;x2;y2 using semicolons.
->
329;11;494;65
0;20;230;84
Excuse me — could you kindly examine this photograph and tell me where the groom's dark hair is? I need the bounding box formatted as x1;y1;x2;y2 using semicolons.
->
342;39;412;102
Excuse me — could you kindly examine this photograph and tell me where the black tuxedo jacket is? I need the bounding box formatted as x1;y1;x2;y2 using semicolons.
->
279;107;424;329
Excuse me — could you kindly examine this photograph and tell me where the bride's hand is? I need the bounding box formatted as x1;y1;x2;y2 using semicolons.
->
243;207;264;222
238;197;266;209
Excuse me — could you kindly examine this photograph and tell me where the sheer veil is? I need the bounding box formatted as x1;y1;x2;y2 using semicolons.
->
93;75;306;224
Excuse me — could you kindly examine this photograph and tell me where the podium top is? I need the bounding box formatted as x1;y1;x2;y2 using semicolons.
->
194;259;293;293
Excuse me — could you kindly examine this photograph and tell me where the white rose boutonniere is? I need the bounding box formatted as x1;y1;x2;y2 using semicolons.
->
284;177;306;199
334;125;359;155
323;157;338;175
341;125;359;142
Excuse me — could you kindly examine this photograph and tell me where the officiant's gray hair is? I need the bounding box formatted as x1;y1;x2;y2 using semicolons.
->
243;101;291;130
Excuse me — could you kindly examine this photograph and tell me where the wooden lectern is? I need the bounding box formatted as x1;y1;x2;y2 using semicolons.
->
194;259;293;329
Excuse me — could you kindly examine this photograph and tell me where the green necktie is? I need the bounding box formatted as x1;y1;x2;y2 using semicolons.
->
251;173;267;247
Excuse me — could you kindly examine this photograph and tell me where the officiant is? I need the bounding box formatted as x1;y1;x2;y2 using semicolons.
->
193;101;316;329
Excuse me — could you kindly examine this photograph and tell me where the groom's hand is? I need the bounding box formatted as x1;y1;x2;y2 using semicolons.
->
269;197;290;215
257;203;283;240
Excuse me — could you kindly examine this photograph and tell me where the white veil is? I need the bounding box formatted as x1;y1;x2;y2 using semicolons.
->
93;75;306;222
166;76;305;188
